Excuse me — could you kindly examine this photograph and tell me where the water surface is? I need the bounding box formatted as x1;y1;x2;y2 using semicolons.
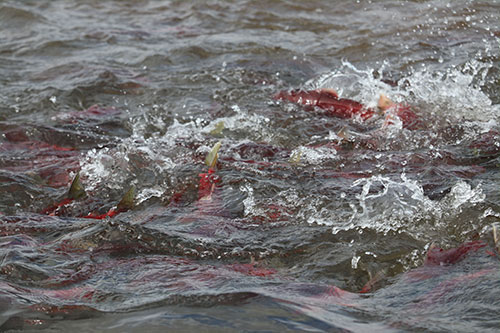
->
1;0;500;331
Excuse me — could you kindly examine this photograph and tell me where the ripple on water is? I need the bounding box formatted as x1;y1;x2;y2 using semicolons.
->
1;0;500;331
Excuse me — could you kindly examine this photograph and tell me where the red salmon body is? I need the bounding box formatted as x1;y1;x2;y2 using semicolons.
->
425;241;487;266
275;89;375;120
275;89;421;129
384;104;422;130
198;168;220;200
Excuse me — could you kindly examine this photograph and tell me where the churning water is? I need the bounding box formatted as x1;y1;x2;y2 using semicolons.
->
1;0;500;331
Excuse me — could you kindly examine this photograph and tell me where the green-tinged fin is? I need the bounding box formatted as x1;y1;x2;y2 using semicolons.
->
493;225;499;253
289;150;302;165
205;141;221;169
210;121;225;136
117;186;135;212
68;173;87;200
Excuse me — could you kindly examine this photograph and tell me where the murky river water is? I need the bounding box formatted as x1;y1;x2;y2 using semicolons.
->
1;0;500;331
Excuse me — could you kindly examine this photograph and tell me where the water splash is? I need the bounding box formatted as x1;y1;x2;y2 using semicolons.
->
289;145;338;164
307;58;498;123
201;104;278;142
301;172;486;241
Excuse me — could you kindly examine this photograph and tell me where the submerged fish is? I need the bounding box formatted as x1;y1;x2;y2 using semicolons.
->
42;173;134;219
2;233;496;332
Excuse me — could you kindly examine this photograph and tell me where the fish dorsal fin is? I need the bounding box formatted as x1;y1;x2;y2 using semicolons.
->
289;150;302;165
205;141;221;169
68;173;87;200
117;186;135;212
210;121;225;136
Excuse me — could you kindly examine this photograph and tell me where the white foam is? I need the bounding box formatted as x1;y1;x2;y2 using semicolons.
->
201;104;279;142
289;145;338;164
307;59;497;124
300;172;485;239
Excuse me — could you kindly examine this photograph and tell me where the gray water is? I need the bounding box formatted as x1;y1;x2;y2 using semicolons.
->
1;0;500;332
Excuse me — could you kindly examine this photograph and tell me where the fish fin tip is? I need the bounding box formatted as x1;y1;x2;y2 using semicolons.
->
205;141;222;169
117;186;135;212
68;172;87;200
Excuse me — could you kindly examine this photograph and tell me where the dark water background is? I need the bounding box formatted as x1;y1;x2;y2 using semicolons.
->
1;0;500;331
